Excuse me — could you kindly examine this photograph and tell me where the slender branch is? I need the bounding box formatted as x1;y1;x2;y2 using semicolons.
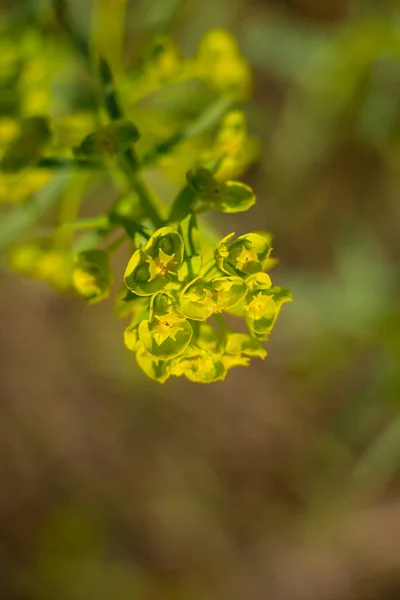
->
91;0;127;76
37;157;103;170
53;0;91;66
142;97;234;167
170;186;197;221
58;215;110;232
98;58;164;228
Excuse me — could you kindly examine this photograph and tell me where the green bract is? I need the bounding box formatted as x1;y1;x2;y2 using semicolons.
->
135;347;170;384
225;332;267;358
215;232;272;275
73;119;140;159
187;167;256;214
243;273;276;337
180;277;216;320
186;167;222;195
124;227;184;296
180;275;246;320
124;322;140;352
169;347;226;383
1;20;291;385
72;249;112;304
216;181;256;213
138;291;193;359
193;322;223;354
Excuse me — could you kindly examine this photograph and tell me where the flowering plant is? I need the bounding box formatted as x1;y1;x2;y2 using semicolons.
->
0;3;291;383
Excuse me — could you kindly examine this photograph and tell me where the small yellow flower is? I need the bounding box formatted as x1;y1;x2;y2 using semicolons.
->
246;292;275;320
152;312;185;345
233;245;259;271
147;248;176;281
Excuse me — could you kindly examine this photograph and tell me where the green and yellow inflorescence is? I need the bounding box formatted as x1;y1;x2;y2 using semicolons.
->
120;221;291;383
0;14;291;384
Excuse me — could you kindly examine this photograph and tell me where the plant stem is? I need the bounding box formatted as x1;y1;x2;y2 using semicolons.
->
59;215;110;232
142;97;234;167
37;157;102;170
91;0;127;76
98;58;164;228
53;0;91;66
119;154;165;228
170;186;197;221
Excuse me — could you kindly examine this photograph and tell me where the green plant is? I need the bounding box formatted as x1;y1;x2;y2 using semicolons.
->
0;3;291;383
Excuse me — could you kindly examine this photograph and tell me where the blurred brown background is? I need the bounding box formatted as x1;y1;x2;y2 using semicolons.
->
1;0;400;598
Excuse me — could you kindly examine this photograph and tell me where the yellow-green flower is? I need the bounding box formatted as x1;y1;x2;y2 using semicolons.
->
180;275;246;321
124;227;184;296
215;232;272;275
170;347;226;383
138;291;193;359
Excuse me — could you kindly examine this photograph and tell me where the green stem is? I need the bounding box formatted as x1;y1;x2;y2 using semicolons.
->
53;0;91;66
142;97;234;167
91;0;127;76
170;186;197;221
119;154;164;227
185;97;234;138
37;157;103;170
59;215;110;232
98;58;164;228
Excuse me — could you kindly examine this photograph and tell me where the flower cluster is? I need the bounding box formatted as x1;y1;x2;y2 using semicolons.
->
1;12;292;385
121;222;291;383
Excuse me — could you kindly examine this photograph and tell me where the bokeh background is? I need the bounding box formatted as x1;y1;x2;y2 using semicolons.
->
1;0;400;598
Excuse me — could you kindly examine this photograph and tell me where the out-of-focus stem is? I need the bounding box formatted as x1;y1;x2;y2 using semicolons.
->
90;0;128;76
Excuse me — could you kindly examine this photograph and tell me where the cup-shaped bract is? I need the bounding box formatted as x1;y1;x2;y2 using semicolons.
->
74;119;140;159
243;273;276;336
186;167;222;196
180;277;216;320
124;322;140;352
189;170;256;214
170;347;226;383
209;276;247;310
144;227;184;264
138;291;193;359
215;231;272;275
225;332;267;359
135;347;170;383
72;249;112;304
180;275;246;320
139;317;192;360
194;322;223;354
215;181;256;213
124;227;184;296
